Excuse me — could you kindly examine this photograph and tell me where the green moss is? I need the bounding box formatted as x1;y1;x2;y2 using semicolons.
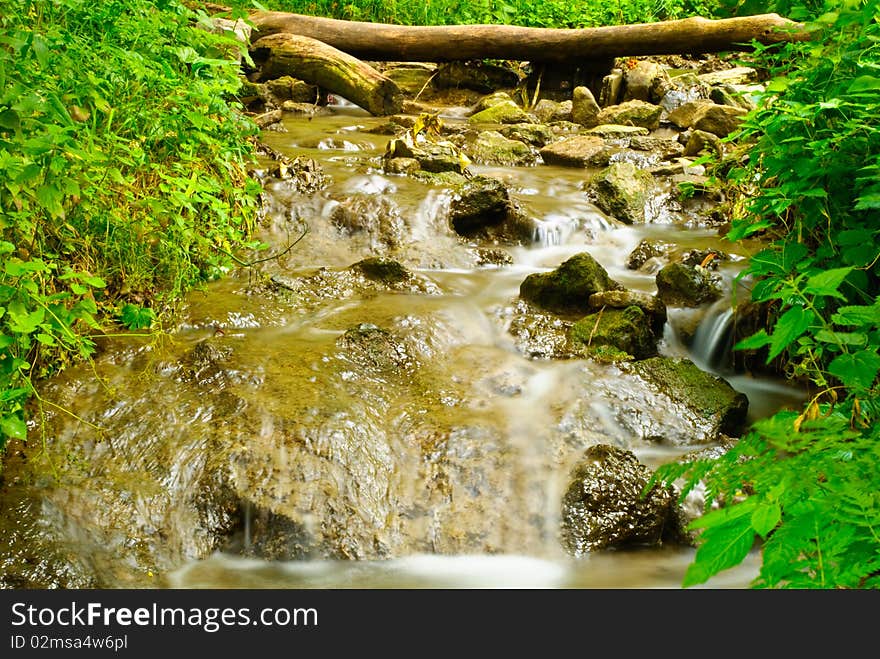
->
570;306;656;361
519;252;619;316
632;357;749;436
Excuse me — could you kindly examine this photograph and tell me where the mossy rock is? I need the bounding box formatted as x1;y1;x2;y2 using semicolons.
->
467;130;534;167
467;100;531;125
587;161;654;224
630;356;749;437
655;262;722;307
519;252;621;316
570;305;657;361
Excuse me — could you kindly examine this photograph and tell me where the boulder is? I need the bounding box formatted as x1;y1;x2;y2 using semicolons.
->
467;100;531;125
627;238;674;270
533;99;572;123
588;289;667;335
586;161;655;224
519;252;621;316
560;444;684;555
622;60;669;103
499;123;556;147
655;262;722;307
538;134;606;168
571;85;601;126
447;174;510;236
628;357;749;438
467;130;535;167
570;305;658;361
594;100;663;130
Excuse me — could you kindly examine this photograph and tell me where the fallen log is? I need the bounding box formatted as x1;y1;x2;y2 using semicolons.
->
249;12;810;64
251;33;403;116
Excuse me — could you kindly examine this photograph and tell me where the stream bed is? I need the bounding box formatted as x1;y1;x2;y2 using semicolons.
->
0;101;804;589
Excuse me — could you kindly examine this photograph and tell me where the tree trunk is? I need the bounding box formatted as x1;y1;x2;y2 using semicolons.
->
251;33;403;116
249;12;809;64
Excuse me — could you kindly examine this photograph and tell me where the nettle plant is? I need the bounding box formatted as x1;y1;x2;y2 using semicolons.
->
0;0;262;450
653;0;880;588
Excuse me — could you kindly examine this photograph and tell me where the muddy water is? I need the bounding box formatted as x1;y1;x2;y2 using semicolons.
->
0;105;803;589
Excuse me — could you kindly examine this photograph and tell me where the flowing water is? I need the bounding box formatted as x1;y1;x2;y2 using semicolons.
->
0;104;805;589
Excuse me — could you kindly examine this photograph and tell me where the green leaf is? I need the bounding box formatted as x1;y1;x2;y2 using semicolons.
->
0;414;27;441
804;267;853;299
768;306;815;361
734;329;772;351
684;503;757;587
848;76;880;93
828;350;880;390
831;304;880;327
120;304;155;330
814;330;867;347
0;108;20;131
751;501;782;539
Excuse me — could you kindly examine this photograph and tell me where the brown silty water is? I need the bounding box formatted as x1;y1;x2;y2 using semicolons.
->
0;103;804;589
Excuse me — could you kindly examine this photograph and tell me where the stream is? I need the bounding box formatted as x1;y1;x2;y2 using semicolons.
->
0;101;805;589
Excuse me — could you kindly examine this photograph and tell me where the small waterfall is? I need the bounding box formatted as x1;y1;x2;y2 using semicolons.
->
690;303;735;373
532;214;579;247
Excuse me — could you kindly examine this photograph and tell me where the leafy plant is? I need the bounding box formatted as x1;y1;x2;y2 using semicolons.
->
0;0;262;451
653;0;880;588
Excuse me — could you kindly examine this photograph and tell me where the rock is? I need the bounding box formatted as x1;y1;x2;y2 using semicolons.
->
629;136;685;160
710;84;755;111
538;134;605;167
467;100;531;125
656;262;722;307
383;156;421;175
499;123;555;147
475;248;513;266
570;305;658;361
692;103;749;138
626;238;674;270
697;66;757;86
385;137;464;173
506;300;576;359
384;63;436;95
266;76;318;103
669;101;747;137
586;161;655;224
628;357;749;438
667;100;717;129
583;124;649;138
623;60;669;103
571;85;601;126
519;252;621;316
658;72;710;113
328;194;407;249
350;257;411;284
599;68;624;107
448;174;510;236
434;61;521;94
588;289;667;335
336;323;414;374
473;91;517;112
684;129;724;157
595;100;663;130
467;130;535;167
560;444;684;555
533;99;572;123
679;249;731;271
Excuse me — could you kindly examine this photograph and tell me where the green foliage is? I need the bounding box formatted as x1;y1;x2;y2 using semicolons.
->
653;0;880;588
265;0;722;28
0;0;261;450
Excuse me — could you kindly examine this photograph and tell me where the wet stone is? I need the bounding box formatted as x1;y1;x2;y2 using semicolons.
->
560;444;684;555
519;252;622;316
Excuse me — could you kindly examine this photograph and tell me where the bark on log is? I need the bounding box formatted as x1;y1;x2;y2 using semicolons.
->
251;33;403;116
249;12;810;63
